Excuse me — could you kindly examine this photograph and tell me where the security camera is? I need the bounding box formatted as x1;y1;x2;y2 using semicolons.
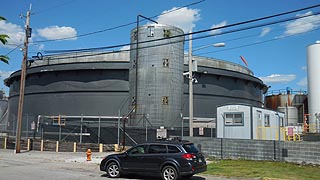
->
194;78;198;83
183;72;190;76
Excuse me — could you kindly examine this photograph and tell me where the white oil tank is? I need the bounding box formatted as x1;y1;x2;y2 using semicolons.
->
277;106;298;126
307;41;320;133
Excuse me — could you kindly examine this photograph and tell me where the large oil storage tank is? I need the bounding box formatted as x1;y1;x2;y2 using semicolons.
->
3;25;267;143
4;52;266;142
307;41;320;133
4;52;132;142
129;24;184;128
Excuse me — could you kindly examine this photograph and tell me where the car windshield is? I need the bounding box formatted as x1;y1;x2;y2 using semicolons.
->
182;143;199;153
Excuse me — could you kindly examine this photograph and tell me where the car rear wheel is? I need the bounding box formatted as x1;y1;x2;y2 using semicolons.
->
106;162;120;178
162;165;178;180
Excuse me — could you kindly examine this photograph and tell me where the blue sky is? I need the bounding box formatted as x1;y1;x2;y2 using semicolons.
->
1;0;320;96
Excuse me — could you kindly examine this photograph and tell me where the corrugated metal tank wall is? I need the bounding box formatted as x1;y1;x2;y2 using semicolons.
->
129;24;184;128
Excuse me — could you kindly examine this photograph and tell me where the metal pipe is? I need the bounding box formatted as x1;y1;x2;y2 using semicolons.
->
145;116;148;142
80;114;83;143
117;110;120;146
59;124;61;141
188;31;193;137
98;115;101;144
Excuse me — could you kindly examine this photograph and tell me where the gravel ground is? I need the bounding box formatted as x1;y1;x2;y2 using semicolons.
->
0;149;256;180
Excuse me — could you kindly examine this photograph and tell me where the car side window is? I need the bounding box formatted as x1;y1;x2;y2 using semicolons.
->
128;145;146;155
167;145;181;153
148;145;167;154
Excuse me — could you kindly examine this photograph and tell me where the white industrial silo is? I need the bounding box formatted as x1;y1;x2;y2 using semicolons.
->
307;41;320;133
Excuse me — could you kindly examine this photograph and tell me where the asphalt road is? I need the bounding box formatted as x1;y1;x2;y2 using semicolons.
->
0;149;245;180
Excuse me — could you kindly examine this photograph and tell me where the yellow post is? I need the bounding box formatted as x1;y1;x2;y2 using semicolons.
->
73;142;77;152
56;141;59;152
99;143;103;152
27;139;30;151
4;137;7;149
40;140;44;151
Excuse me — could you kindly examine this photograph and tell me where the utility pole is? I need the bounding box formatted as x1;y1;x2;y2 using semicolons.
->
188;31;193;137
15;6;31;153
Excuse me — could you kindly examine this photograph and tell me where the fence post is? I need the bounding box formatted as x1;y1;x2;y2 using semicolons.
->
27;139;31;151
220;138;223;160
99;143;103;152
56;141;59;152
4;137;7;149
73;142;77;152
40;139;44;151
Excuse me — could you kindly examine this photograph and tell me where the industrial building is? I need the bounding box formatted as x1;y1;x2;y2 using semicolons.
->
1;24;269;144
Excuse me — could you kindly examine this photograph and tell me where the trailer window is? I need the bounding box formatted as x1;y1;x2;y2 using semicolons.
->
264;114;270;127
224;112;244;126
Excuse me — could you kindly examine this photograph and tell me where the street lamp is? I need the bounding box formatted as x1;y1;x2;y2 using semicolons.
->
193;42;226;52
188;32;225;137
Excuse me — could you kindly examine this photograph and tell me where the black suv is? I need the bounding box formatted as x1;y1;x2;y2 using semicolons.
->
100;140;207;180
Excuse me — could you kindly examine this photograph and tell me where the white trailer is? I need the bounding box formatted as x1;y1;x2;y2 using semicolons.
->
217;104;285;140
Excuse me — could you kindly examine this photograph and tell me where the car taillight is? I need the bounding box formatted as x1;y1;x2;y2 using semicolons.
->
182;153;195;160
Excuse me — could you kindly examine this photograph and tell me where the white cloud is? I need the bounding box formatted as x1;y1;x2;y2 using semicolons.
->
209;21;227;35
284;11;320;36
0;70;13;79
297;77;307;87
301;66;307;71
0;20;24;47
259;74;296;83
156;7;200;33
260;27;271;37
120;45;130;51
37;26;77;40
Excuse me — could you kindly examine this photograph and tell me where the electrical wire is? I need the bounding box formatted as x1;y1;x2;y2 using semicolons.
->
31;0;77;15
44;9;320;61
195;26;320;56
189;11;320;49
43;13;319;61
4;44;23;56
33;0;205;43
44;4;320;54
193;17;320;55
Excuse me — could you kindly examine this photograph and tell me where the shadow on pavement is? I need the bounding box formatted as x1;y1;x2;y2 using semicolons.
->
101;173;206;180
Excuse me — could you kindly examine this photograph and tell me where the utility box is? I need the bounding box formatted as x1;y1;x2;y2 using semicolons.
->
156;126;167;139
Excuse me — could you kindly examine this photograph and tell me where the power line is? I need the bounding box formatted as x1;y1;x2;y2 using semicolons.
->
43;11;320;61
195;26;320;56
189;11;320;48
31;0;77;15
33;0;205;43
44;5;320;55
193;17;320;55
4;44;23;56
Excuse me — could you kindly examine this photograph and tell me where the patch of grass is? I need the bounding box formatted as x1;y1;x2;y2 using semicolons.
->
204;159;320;180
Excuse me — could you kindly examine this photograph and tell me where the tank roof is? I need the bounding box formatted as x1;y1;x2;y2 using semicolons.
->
26;51;253;76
